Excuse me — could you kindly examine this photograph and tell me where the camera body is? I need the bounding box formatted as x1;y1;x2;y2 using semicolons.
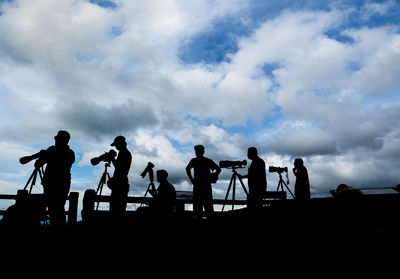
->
90;150;117;166
219;160;247;169
269;166;288;173
140;162;155;182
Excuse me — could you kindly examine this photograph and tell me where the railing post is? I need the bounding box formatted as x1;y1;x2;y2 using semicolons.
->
68;192;79;225
82;189;96;223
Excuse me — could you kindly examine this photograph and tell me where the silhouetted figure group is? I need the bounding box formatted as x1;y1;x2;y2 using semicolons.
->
5;130;314;229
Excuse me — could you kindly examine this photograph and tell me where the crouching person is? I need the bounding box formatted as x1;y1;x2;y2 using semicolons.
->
149;170;176;218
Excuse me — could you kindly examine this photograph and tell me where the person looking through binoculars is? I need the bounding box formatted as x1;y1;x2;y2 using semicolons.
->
19;130;75;227
108;135;132;217
186;145;221;218
238;147;267;210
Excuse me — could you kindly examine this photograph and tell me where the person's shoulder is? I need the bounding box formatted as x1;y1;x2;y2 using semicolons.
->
67;145;75;154
167;182;176;191
47;145;57;151
256;156;265;164
121;148;132;157
205;157;216;163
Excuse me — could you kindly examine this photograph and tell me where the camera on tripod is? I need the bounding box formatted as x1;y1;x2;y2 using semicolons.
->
90;150;117;166
269;166;288;173
219;160;247;169
140;162;156;207
19;150;45;166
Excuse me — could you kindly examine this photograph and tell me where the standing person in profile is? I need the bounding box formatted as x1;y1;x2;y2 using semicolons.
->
108;135;132;218
238;147;267;211
28;130;75;227
293;158;310;200
186;145;221;219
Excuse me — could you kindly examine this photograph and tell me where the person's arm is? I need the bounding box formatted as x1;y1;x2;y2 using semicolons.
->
186;160;195;185
149;184;158;198
213;161;221;176
34;149;49;169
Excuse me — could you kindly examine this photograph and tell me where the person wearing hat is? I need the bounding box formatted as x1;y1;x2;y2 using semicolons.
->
108;135;132;218
34;130;75;227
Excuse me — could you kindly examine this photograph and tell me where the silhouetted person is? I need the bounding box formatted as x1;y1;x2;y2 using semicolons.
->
1;190;43;230
238;147;267;210
149;170;176;217
293;158;310;200
108;135;132;219
33;130;75;227
335;184;362;200
186;145;221;218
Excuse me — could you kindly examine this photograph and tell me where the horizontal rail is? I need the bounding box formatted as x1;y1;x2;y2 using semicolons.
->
0;191;79;224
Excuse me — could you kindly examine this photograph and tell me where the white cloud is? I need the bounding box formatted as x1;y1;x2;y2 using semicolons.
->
0;0;399;201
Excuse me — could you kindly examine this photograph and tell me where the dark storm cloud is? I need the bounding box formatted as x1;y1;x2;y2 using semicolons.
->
59;99;159;138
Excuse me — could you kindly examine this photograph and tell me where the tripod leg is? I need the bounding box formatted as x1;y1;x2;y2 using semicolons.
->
29;170;38;194
237;176;249;196
95;176;106;210
23;170;36;191
222;175;234;211
140;183;153;207
232;175;237;211
95;181;104;211
282;180;295;198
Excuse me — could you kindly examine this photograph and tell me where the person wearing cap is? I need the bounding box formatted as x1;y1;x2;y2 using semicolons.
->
108;135;132;218
34;130;75;227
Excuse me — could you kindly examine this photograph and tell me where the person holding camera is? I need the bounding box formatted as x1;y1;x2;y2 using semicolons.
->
186;145;221;218
20;130;75;227
238;147;267;210
293;158;310;200
108;135;132;218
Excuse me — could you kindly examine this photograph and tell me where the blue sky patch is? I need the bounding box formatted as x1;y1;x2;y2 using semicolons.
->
89;0;117;9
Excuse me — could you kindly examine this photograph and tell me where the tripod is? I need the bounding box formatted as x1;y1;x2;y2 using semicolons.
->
95;162;111;210
23;166;44;194
222;167;249;211
140;180;156;208
276;172;295;198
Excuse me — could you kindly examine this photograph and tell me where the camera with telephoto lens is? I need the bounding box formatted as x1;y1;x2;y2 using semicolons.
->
269;166;288;173
90;150;117;166
140;162;155;180
219;160;247;169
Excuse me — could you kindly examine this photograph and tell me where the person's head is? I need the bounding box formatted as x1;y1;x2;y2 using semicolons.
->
247;147;258;160
294;158;304;168
111;135;127;151
54;130;70;146
194;145;205;158
156;169;168;183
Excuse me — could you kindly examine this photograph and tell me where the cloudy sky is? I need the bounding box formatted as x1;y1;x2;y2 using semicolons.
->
0;0;400;211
